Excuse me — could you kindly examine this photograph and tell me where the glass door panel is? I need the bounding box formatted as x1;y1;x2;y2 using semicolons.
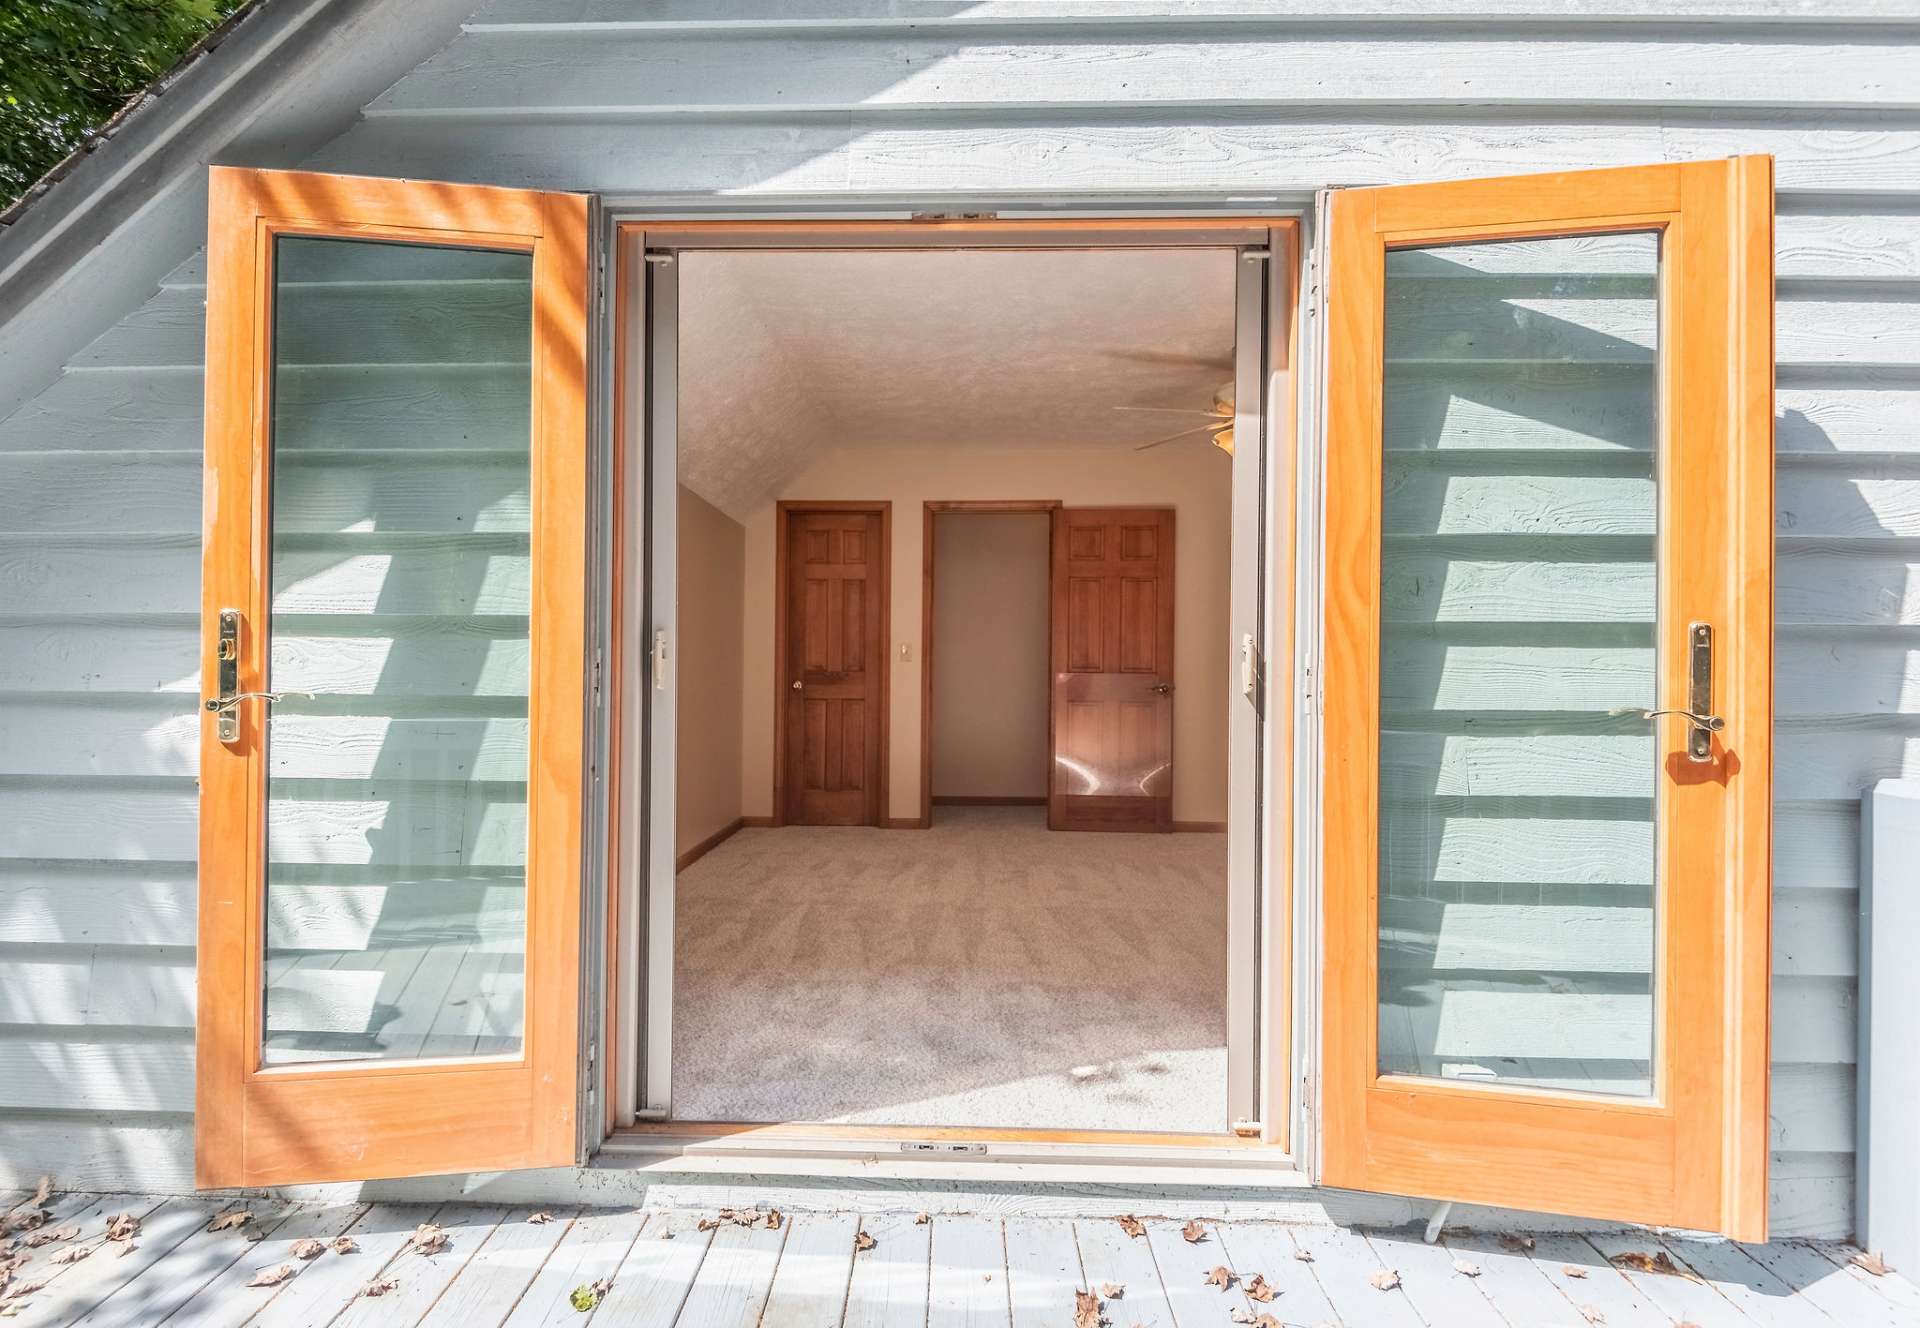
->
1377;232;1659;1097
262;236;535;1066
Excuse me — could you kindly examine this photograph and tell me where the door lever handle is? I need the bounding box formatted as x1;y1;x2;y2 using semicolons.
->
1617;706;1725;732
203;690;314;715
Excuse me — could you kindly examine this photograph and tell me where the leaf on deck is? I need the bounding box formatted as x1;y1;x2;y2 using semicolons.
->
1851;1250;1893;1276
1607;1250;1701;1283
1452;1258;1482;1277
363;1276;400;1298
1099;1282;1123;1299
1117;1216;1146;1239
1563;1265;1589;1279
248;1264;296;1287
1181;1220;1209;1243
289;1238;327;1260
1579;1305;1605;1324
1204;1266;1236;1289
1369;1268;1401;1290
330;1236;359;1256
1245;1274;1277;1302
854;1230;877;1252
1073;1288;1104;1328
528;1212;555;1225
208;1210;253;1233
409;1222;449;1256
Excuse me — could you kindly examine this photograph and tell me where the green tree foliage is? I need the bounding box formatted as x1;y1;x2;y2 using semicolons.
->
1;0;248;208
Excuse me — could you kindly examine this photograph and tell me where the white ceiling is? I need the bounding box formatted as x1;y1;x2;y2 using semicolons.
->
676;247;1238;518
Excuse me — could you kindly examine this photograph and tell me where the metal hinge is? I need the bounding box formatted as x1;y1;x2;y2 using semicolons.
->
909;211;998;223
1240;633;1262;703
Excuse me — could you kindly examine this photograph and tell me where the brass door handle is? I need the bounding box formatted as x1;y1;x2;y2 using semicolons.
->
1151;683;1173;695
792;680;804;690
1611;621;1722;764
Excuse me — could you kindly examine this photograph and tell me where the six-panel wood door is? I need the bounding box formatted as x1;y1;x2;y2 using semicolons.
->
1320;158;1774;1238
781;505;888;826
196;167;588;1187
1049;508;1176;832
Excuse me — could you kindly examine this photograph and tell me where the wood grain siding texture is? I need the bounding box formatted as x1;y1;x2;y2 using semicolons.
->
0;0;1911;1226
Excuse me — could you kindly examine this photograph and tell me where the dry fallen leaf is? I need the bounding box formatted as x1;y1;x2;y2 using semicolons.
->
1453;1258;1482;1278
208;1209;252;1233
1563;1265;1590;1279
1181;1219;1209;1244
289;1238;326;1261
1851;1250;1893;1277
1204;1266;1235;1289
3;1277;47;1302
28;1182;49;1211
1499;1234;1535;1252
527;1212;554;1225
363;1276;400;1298
51;1246;92;1266
330;1236;358;1256
1228;1310;1255;1326
914;1213;930;1225
854;1230;877;1252
1099;1282;1123;1299
104;1212;140;1255
764;1209;783;1232
1073;1288;1104;1328
1607;1250;1700;1283
1251;1316;1283;1328
410;1222;449;1256
1369;1269;1401;1291
1579;1306;1605;1324
248;1264;295;1287
22;1225;77;1249
1293;1247;1314;1263
1245;1274;1276;1302
1117;1215;1146;1239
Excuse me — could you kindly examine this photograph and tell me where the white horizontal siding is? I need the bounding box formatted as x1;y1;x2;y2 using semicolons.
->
0;0;1912;1236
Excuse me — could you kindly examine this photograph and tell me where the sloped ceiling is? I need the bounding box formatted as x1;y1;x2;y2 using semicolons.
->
677;247;1238;519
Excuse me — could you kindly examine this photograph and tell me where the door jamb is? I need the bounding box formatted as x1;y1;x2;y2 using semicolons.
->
773;500;893;829
920;499;1063;829
607;214;1302;1164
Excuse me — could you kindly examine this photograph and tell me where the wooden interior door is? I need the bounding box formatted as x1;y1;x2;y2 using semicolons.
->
196;167;588;1187
780;504;888;826
1320;158;1774;1237
1049;508;1176;832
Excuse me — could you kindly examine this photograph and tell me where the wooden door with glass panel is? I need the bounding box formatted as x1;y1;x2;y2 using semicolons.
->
1321;158;1773;1238
196;167;588;1187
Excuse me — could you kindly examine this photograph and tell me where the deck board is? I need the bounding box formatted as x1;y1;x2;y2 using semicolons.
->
12;1198;1920;1328
1001;1218;1082;1328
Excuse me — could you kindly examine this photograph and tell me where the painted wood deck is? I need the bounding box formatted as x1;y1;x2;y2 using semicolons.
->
3;1191;1915;1328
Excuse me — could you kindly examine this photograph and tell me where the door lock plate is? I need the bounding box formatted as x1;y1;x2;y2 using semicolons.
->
214;609;240;743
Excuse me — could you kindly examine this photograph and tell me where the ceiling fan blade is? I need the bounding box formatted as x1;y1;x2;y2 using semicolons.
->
1132;423;1215;451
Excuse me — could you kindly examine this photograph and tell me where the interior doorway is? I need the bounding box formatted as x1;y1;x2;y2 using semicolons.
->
619;221;1291;1146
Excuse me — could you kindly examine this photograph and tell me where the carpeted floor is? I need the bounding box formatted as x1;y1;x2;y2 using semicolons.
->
671;805;1228;1133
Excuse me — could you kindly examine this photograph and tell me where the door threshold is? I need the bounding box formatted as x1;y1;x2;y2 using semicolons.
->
600;1124;1305;1188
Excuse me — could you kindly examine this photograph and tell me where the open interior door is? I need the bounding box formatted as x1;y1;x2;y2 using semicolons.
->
196;167;589;1187
1320;159;1774;1237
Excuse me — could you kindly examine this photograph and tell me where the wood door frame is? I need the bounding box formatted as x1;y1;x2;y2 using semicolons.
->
1318;159;1773;1237
920;499;1063;828
610;215;1300;1158
197;166;588;1188
772;499;893;828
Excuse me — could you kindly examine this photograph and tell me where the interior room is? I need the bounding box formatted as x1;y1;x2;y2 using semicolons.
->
661;246;1240;1133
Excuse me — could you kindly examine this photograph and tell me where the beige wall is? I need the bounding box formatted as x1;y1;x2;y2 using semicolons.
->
739;445;1231;823
931;512;1051;800
676;484;746;856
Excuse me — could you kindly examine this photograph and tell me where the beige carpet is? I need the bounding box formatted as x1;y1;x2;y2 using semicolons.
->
671;805;1228;1133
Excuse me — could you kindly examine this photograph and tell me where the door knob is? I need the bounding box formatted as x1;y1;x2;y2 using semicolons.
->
791;680;803;690
1151;683;1173;695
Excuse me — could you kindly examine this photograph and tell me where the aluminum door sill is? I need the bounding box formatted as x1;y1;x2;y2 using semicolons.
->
598;1129;1306;1187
